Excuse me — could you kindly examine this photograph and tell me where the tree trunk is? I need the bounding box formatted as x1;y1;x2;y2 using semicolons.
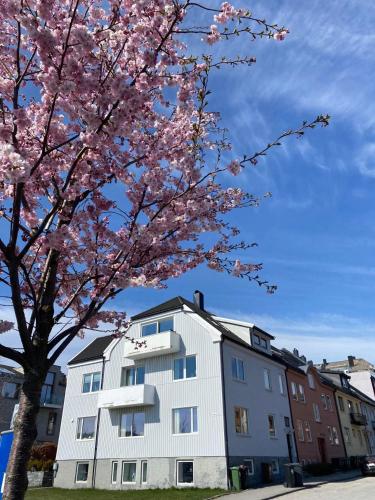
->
3;370;43;500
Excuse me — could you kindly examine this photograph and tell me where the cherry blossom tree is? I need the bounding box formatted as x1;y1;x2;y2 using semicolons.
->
0;1;328;498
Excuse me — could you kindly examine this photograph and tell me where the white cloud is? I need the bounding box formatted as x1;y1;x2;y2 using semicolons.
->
357;143;375;178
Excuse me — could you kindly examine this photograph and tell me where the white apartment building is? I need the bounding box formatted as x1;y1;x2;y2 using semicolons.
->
54;292;296;490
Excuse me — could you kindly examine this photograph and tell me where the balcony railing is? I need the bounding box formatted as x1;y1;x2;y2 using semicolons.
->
123;330;181;359
350;412;367;426
40;395;64;408
98;384;156;409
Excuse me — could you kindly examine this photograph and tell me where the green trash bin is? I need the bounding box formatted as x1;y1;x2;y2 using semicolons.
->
230;466;241;490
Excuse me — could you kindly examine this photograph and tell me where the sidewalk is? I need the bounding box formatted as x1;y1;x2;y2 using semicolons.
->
213;470;361;500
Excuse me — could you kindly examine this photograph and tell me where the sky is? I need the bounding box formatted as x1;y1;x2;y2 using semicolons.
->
2;0;375;370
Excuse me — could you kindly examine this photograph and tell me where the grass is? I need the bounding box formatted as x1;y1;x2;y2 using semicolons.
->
26;487;226;500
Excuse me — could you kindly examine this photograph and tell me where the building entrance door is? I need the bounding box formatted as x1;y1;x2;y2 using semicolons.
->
317;437;327;463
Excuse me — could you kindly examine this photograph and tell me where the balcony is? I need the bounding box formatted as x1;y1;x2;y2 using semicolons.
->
350;412;367;426
98;385;155;409
40;395;64;408
124;331;181;360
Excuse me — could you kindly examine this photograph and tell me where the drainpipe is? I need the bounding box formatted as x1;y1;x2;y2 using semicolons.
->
285;367;299;463
219;338;230;489
92;356;106;488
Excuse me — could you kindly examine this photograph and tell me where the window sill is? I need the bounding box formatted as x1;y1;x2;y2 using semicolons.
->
119;435;144;439
232;378;247;384
236;433;251;438
173;377;197;383
172;432;198;436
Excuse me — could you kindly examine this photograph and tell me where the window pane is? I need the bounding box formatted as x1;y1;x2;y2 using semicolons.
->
260;338;267;348
186;356;196;378
133;412;145;436
235;408;241;433
82;374;91;393
47;412;57;435
279;375;284;394
158;317;173;332
174;359;184;380
76;463;88;482
142;322;157;336
92;372;101;392
232;358;237;378
178;462;193;484
125;368;135;386
81;416;96;439
122;462;136;483
45;372;55;386
179;408;191;433
112;462;118;483
173;407;195;434
238;360;244;381
253;334;260;345
120;413;132;437
136;366;145;385
142;461;147;483
76;418;82;439
192;407;198;432
41;384;52;403
264;369;271;390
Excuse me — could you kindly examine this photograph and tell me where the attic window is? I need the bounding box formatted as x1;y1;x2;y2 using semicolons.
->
141;317;174;337
253;334;260;345
260;338;267;348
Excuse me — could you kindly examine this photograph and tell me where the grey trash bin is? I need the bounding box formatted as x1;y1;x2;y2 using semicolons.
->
284;463;303;488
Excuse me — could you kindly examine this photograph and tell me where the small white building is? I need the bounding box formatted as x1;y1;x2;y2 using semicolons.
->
54;292;296;490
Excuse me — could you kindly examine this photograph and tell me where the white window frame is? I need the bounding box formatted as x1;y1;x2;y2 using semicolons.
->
119;411;145;438
291;382;298;400
298;384;305;402
81;372;101;393
172;407;198;435
332;426;340;445
264;369;272;391
244;459;254;476
75;462;89;483
141;316;174;337
297;419;304;441
176;460;194;486
307;373;315;389
121;461;137;484
120;365;145;387
268;414;277;438
271;459;279;474
278;374;285;395
305;421;312;442
111;461;118;484
76;416;96;440
235;407;249;435
173;355;197;381
313;403;321;422
141;460;148;484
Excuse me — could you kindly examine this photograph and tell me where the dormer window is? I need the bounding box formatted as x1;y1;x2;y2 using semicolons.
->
252;332;268;350
253;334;260;345
141;317;174;337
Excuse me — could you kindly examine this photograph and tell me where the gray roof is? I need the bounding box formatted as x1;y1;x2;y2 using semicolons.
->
68;335;113;366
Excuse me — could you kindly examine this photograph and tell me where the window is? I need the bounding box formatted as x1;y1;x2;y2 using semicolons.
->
264;369;271;391
307;373;315;389
173;407;198;434
253;334;260;345
352;428;357;439
260;338;267;348
358;429;363;446
244;459;254;476
332;426;340;445
177;461;194;485
268;415;276;438
347;400;353;412
122;462;136;483
291;382;298;400
338;396;344;411
284;416;290;427
41;371;55;404
2;382;20;399
297;420;304;441
76;416;96;440
344;427;351;444
305;421;312;442
75;463;89;483
326;395;333;411
82;372;101;393
141;461;148;484
235;407;249;434
271;459;279;474
321;394;328;410
121;366;145;386
111;461;118;484
119;411;145;437
278;374;285;395
174;355;197;380
46;412;57;436
231;357;245;381
313;403;321;422
328;426;333;444
298;384;305;402
141;317;173;336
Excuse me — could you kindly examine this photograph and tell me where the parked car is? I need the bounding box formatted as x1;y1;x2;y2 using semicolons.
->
361;456;375;476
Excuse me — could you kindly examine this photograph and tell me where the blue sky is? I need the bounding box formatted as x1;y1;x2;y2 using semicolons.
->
2;0;375;369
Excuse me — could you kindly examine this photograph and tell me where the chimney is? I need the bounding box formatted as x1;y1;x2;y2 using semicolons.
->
307;360;313;367
348;355;355;368
193;290;204;310
293;348;299;358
